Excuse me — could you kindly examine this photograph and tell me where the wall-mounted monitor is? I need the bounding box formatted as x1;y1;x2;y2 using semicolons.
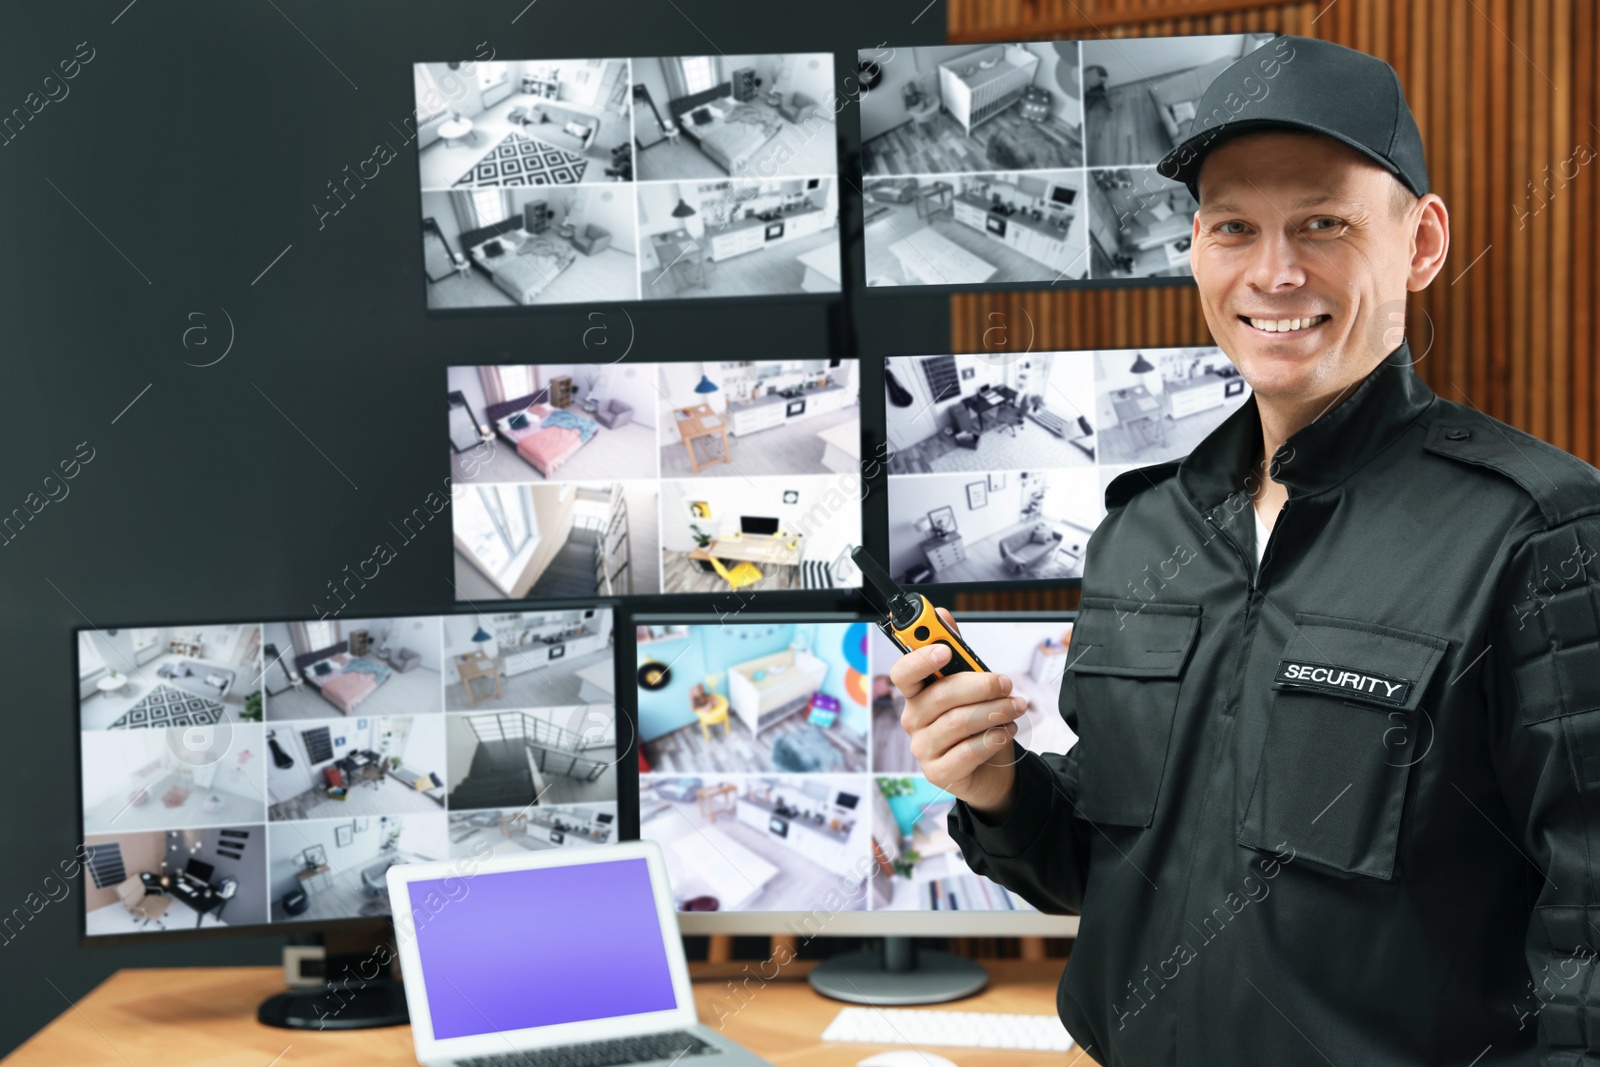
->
446;359;865;600
882;345;1248;587
856;33;1280;292
77;608;620;940
413;52;841;310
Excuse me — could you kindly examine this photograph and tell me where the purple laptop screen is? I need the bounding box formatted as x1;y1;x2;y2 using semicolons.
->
409;858;679;1040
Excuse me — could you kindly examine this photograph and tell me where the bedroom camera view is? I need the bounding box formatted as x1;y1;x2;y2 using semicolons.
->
857;33;1276;289
262;618;444;721
448;359;862;599
884;345;1247;586
417;52;840;308
636;617;1077;912
79;607;619;934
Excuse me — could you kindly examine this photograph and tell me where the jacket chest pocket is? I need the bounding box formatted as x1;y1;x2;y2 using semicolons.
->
1067;597;1202;828
1237;613;1448;880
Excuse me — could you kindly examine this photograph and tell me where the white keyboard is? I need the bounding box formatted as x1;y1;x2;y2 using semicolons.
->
821;1007;1075;1052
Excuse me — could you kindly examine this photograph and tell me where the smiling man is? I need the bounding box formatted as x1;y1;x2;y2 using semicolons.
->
888;36;1600;1066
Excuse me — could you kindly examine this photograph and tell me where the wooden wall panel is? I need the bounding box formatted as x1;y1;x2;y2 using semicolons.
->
945;0;1599;615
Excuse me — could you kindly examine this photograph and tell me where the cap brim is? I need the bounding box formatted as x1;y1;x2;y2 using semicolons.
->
1157;117;1412;197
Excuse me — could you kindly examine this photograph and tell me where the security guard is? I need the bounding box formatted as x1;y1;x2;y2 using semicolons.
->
889;36;1600;1066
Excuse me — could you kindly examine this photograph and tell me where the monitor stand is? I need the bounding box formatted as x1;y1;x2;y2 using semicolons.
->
808;937;988;1005
258;926;410;1030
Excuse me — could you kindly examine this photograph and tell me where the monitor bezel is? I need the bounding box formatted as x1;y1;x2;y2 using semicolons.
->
626;610;1080;937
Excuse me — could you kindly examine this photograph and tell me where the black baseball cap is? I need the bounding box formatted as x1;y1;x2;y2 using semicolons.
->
1156;35;1430;202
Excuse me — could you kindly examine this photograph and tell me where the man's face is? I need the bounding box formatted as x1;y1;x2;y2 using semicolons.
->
1190;130;1420;406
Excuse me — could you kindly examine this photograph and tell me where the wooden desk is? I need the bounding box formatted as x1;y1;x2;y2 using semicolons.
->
3;961;1086;1066
651;231;708;292
675;403;731;474
689;532;800;567
696;781;738;821
963;389;1018;432
915;180;954;221
1110;386;1167;454
453;651;501;707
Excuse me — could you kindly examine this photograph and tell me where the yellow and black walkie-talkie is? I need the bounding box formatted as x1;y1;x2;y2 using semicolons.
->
850;545;989;679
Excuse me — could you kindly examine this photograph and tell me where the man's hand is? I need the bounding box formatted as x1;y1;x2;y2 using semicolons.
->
887;607;1026;822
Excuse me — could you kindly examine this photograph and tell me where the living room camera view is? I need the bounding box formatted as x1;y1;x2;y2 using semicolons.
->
78;625;263;731
885;345;1247;585
449;359;863;599
417;53;841;308
857;33;1275;289
636;618;1077;912
80;607;619;935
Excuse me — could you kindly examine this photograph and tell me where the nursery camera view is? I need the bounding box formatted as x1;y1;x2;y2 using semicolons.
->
636;616;1078;912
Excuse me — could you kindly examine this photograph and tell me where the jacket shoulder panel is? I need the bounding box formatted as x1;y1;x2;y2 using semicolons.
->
1422;405;1600;528
1104;459;1182;511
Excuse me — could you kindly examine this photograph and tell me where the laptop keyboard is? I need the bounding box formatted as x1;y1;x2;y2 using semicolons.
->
458;1031;720;1067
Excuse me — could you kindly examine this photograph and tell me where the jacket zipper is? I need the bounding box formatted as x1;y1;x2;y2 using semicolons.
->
1257;500;1290;582
1204;509;1257;592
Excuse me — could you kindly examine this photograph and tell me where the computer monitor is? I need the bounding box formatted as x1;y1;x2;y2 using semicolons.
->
883;346;1249;589
857;33;1278;294
630;612;1078;1002
75;607;622;1027
445;359;865;600
417;52;840;314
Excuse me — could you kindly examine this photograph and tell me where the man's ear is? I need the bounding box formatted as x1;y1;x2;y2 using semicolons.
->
1407;194;1450;292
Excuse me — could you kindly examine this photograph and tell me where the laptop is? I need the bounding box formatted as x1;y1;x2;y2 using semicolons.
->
387;840;777;1067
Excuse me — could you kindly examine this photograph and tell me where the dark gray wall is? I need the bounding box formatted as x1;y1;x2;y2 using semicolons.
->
0;0;947;1053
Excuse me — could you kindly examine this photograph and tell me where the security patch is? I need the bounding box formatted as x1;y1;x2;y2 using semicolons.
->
1274;660;1412;706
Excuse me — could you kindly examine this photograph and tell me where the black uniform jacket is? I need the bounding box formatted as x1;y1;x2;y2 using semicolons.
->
947;342;1600;1066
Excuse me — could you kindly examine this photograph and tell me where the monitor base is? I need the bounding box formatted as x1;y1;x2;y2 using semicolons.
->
257;979;409;1030
808;938;988;1005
